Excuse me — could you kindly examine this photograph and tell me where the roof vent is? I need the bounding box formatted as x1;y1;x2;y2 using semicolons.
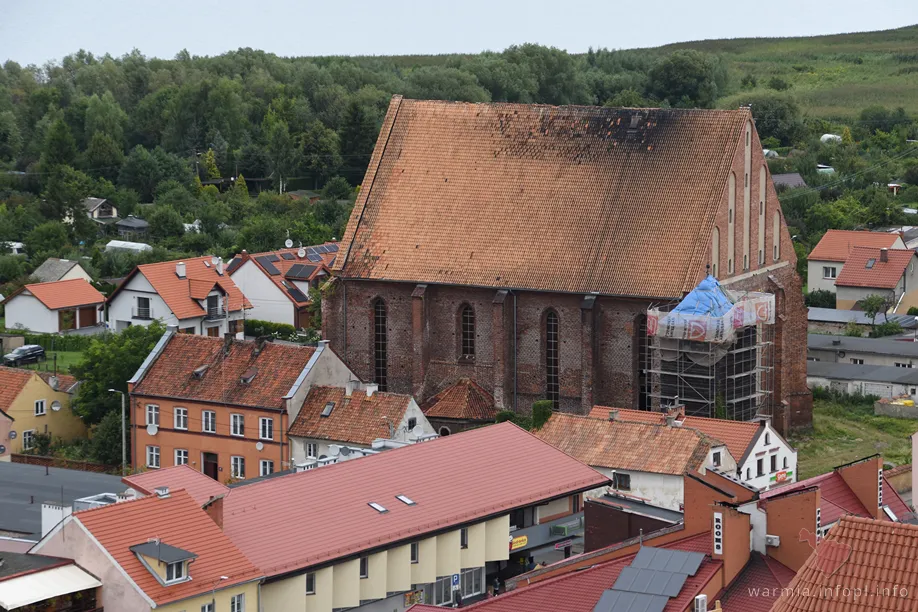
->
608;408;618;422
368;502;388;513
176;262;186;278
193;365;209;378
365;383;378;398
665;414;676;427
154;486;169;499
345;380;358;397
240;367;257;384
881;247;889;263
832;339;841;346
321;402;335;417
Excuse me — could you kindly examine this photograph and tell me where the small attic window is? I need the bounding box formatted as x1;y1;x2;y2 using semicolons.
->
204;260;211;268
193;365;209;378
396;494;416;506
866;258;877;269
240;367;257;384
629;114;641;128
321;402;335;417
368;502;388;513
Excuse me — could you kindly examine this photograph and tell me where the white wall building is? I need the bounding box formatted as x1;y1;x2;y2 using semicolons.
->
2;279;104;334
806;230;904;295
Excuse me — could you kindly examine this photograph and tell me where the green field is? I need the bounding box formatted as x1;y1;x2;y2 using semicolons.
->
19;351;84;376
789;397;917;479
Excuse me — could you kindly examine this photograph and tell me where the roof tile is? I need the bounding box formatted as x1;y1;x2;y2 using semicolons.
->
122;465;229;506
835;246;915;289
808;229;902;263
231;244;337;307
421;378;496;421
10;279;104;310
287;386;413;445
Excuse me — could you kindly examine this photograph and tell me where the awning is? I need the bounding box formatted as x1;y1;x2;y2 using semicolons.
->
0;563;101;609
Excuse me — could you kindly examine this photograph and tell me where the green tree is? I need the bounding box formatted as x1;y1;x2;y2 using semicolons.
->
648;50;726;108
300;120;342;182
321;176;353;201
201;148;220;179
90;410;127;467
338;100;377;176
147;205;185;240
604;89;650;108
119;145;161;201
72;322;167;425
844;320;862;337
200;199;230;234
404;66;491;103
264;116;298;190
745;94;804;146
24;221;70;260
0;110;22;162
84;91;128;144
41;165;93;220
82;132;124;181
805;289;836;308
503;44;591;105
42;118;77;168
861;294;889;327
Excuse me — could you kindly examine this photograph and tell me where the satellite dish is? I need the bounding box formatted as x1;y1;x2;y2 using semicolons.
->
255;441;264;451
284;239;294;249
146;424;158;436
211;255;219;265
297;247;306;258
0;445;5;454
51;401;62;412
339;446;350;456
8;431;16;440
412;425;424;437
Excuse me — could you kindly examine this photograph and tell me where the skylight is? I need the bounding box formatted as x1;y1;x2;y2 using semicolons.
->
866;258;876;269
321;402;335;417
396;495;416;506
240;367;257;384
368;502;388;513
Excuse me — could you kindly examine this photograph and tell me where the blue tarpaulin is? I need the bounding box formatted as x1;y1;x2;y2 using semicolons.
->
670;275;733;317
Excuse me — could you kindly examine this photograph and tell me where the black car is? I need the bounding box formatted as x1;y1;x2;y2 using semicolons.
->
2;344;45;366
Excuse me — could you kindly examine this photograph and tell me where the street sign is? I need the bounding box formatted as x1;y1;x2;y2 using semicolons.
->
451;573;460;591
554;539;573;550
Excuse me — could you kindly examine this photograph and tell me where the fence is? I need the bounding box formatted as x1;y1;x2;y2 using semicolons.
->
12;453;119;474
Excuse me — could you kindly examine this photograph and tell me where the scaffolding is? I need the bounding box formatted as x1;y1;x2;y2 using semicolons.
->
642;276;776;421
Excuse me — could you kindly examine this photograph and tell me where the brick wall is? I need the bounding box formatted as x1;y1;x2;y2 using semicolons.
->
584;499;671;552
12;453;117;474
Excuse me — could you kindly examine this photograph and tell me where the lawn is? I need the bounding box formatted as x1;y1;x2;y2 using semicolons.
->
789;396;918;479
19;351;84;376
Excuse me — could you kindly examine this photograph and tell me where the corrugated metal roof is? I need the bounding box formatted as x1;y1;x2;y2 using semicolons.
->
807;307;918;329
806;360;918;384
808;333;918;357
0;563;102;609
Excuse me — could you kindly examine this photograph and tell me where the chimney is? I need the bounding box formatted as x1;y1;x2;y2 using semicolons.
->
253;335;271;356
48;376;59;391
345;379;358;397
216;257;224;276
203;495;224;530
154;486;169;498
176;262;186;278
665;414;675;427
365;383;378;398
711;503;750;586
881;248;889;263
608;408;619;422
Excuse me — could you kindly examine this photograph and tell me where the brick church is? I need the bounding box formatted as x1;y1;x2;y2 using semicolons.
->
324;96;812;433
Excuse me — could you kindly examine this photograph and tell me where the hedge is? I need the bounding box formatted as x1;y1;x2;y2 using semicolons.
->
244;319;297;339
21;333;97;352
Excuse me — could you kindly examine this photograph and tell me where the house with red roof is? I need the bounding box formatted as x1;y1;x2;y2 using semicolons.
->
835;246;918;313
421;378;498;436
106;256;251;337
1;278;104;333
32;488;263;612
0;366;84;455
806;229;904;295
228;242;338;328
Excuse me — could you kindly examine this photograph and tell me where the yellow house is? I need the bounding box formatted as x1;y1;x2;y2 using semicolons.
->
0;367;86;454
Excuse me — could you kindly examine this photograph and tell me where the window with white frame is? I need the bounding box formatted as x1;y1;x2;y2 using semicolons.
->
202;410;216;433
201;603;214;612
306;442;318;458
851;358;864;365
146;404;159;426
427;576;453;606
359;556;369;578
231;456;245;479
34;400;46;416
461;567;484;599
165;561;185;583
147;445;160;468
896;362;914;368
22;430;35;451
260;460;274;477
174;407;188;430
230;594;245;612
823;266;837;279
231;414;244;436
175;449;188;466
306;572;316;595
259;417;273;440
713;451;722;467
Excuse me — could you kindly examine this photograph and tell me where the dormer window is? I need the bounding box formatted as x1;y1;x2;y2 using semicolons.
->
166;560;185;583
130;540;197;587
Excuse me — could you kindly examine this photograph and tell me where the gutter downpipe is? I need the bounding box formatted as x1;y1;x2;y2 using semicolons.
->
514;290;518;413
343;281;348;360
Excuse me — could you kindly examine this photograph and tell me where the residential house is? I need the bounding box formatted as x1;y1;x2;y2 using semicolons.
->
0;551;102;612
589;406;798;490
806;230;905;294
287;383;435;462
32;488;263;612
107;256;250;335
2;279;104;333
78;197;118;223
122;464;229;505
807;360;918;399
420;378;498;436
324;97;812;431
808;333;918;368
29;258;93;284
227;242;338;328
0;367;84;455
835;246;918;312
3;242;24;255
807;306;917;335
115;214;149;239
0;408;11;462
771;172;807;190
128;330;357;481
534;412;735;511
771;515;918;612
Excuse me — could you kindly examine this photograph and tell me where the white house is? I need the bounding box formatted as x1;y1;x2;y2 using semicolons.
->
806;230;905;294
2;279;104;334
106;256;250;336
30;258;93;284
228;242;338;328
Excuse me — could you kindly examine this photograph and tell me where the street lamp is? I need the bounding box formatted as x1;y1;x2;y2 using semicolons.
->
108;389;126;476
211;575;229;611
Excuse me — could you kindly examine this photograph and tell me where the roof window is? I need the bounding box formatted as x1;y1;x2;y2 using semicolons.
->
368;502;388;513
321;401;335;417
193;365;209;378
866;258;876;269
240;367;257;384
396;494;416;506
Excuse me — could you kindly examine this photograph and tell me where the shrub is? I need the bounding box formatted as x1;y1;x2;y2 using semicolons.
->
495;409;532;431
805;289;835;309
19;333;96;352
768;77;791;91
870;321;903;338
844;320;862;337
908;307;918;316
531;400;554;430
243;319;297;339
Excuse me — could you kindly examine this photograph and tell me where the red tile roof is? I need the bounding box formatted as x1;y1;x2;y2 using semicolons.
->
111;256;251;320
131;334;315;410
335;97;751;300
5;279;104;310
122;465;229;506
834;246;915;289
36;371;78;393
231;244;337;307
0;367;78;412
421;534;721;612
771;516;918;612
720;553;794;612
73;489;261;606
287;386;414;445
590;406;764;465
534;413;720;475
222;422;609;576
808;229;903;263
421;378;497;421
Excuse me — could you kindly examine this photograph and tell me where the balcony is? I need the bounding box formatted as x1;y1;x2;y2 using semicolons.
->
205;307;227;320
132;306;153;320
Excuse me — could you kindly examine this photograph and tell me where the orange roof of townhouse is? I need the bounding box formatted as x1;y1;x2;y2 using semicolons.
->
590;406;766;465
130;333;316;410
808;229;903;263
534;413;722;475
2;279;104;310
0;367;78;412
109;256;251;320
771;516;918;612
66;489;261;607
287;385;415;445
335;97;754;300
421;378;497;421
122;465;229;506
228;243;338;306
834;245;916;289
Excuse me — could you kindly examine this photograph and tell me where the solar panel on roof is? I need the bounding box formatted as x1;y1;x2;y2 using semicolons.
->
307;253;322;262
266;254;280;262
287;286;309;302
326;243;339;252
281;252;295;260
256;256;281;276
226;257;242;274
630;547;704;576
286;264;316;280
611;567;686;598
315;245;329;253
592;590;667;612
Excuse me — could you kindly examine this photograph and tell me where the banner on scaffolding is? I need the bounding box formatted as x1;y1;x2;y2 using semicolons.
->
647;276;775;344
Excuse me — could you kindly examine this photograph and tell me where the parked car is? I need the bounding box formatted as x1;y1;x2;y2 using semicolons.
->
3;344;45;366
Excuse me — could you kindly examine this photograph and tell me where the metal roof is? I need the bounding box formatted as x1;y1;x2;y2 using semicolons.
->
0;562;101;609
807;307;918;329
129;540;197;563
807;360;918;384
631;547;704;576
808;333;918;358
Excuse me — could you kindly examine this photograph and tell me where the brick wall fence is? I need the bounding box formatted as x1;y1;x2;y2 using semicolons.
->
12;453;118;474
